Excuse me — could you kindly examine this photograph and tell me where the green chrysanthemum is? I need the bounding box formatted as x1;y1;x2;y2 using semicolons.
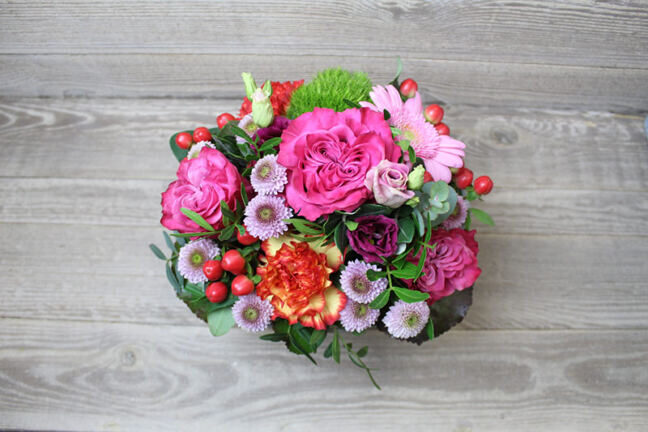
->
286;68;373;119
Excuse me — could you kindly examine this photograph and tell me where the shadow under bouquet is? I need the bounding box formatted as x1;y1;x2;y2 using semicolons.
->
150;64;495;388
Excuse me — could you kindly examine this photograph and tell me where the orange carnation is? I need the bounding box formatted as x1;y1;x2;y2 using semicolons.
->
257;236;346;330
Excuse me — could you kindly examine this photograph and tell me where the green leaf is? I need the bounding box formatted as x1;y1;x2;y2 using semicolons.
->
357;346;368;358
407;145;416;163
343;98;362;109
397;217;416;243
169;131;190;162
469;208;495;226
332;328;341;364
345;220;359;231
391;262;419;279
207;308;235;337
251;275;262;284
170;231;215;238
166;263;181;293
287;327;317;365
149;244;166;260
465;211;472;230
323;342;333;358
383;109;391;121
259;333;286;342
390;56;403;86
236;224;245;236
290;325;315;354
180;208;215;232
240;182;249;206
219;200;237;224
274;319;289;334
393;286;430;303
162;232;175;252
334;223;348;252
310;329;327;350
218;225;236;241
258;136;281;153
426;319;435;341
284;218;322;235
369;289;390;309
366;269;386;281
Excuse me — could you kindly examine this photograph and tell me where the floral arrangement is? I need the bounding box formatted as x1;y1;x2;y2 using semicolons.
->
150;63;494;388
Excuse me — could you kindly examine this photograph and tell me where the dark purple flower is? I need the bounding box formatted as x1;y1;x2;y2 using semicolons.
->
347;215;399;263
254;116;291;146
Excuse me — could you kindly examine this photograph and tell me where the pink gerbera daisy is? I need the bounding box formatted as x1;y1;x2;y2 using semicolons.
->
360;85;465;182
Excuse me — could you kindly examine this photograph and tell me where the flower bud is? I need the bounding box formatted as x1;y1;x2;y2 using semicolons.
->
405;196;420;207
407;165;426;190
251;88;274;127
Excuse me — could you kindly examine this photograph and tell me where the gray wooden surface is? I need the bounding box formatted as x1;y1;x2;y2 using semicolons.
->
1;1;648;431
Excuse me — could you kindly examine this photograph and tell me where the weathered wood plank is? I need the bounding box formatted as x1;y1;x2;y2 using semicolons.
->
2;55;647;110
2;177;648;236
1;1;646;69
1;223;646;329
1;99;646;189
0;319;646;431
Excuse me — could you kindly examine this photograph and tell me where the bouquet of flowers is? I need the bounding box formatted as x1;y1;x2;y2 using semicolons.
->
150;63;494;388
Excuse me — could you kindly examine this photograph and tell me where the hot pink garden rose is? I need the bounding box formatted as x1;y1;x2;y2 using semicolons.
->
161;148;242;233
408;228;481;304
277;107;401;221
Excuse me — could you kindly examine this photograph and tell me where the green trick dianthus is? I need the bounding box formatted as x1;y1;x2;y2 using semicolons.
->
286;68;373;119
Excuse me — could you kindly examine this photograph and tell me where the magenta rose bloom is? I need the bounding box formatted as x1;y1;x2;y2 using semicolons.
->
277;107;401;221
347;215;399;263
161;148;242;233
407;228;481;304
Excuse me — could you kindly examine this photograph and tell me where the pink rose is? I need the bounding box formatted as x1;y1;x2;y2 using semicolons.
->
161;148;242;233
407;228;481;304
364;160;414;208
277;107;401;221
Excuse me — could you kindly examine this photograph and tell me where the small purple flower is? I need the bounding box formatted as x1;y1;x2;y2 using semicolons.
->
383;300;430;339
243;195;292;240
250;154;288;195
236;114;259;145
187;141;214;159
254;116;290;146
339;260;388;303
177;239;220;284
442;196;469;230
232;294;274;332
347;215;399;263
340;299;380;332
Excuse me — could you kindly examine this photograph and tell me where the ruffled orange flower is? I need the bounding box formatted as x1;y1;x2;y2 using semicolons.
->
257;236;346;330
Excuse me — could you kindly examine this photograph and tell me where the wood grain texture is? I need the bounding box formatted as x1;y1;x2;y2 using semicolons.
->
1;99;647;189
1;0;647;67
1;223;646;329
1;55;647;110
0;319;647;431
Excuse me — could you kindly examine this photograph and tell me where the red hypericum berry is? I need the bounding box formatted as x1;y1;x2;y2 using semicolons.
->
221;249;246;275
236;226;258;246
435;122;450;136
423;171;433;183
216;113;235;129
192;127;212;143
205;282;228;303
424;104;444;125
474;176;494;195
231;275;255;296
454;168;474;189
175;132;193;150
202;260;223;281
399;78;418;98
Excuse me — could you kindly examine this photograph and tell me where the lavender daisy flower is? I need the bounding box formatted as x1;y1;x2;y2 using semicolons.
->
442;196;469;230
177;239;220;284
340;299;380;332
243;195;292;240
232;294;274;332
339;260;388;304
383;300;430;339
236;114;259;144
187;141;214;159
250;154;288;195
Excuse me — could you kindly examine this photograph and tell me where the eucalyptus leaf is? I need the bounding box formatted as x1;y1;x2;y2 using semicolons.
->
163;232;175;252
149;244;166;260
207;308;235;337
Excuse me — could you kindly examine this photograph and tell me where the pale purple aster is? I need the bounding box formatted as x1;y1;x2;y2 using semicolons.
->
383;300;430;339
339;260;388;303
187;141;214;159
442;196;470;230
177;239;220;284
250;154;288;195
232;294;274;332
243;195;292;240
236;114;259;144
340;299;380;332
